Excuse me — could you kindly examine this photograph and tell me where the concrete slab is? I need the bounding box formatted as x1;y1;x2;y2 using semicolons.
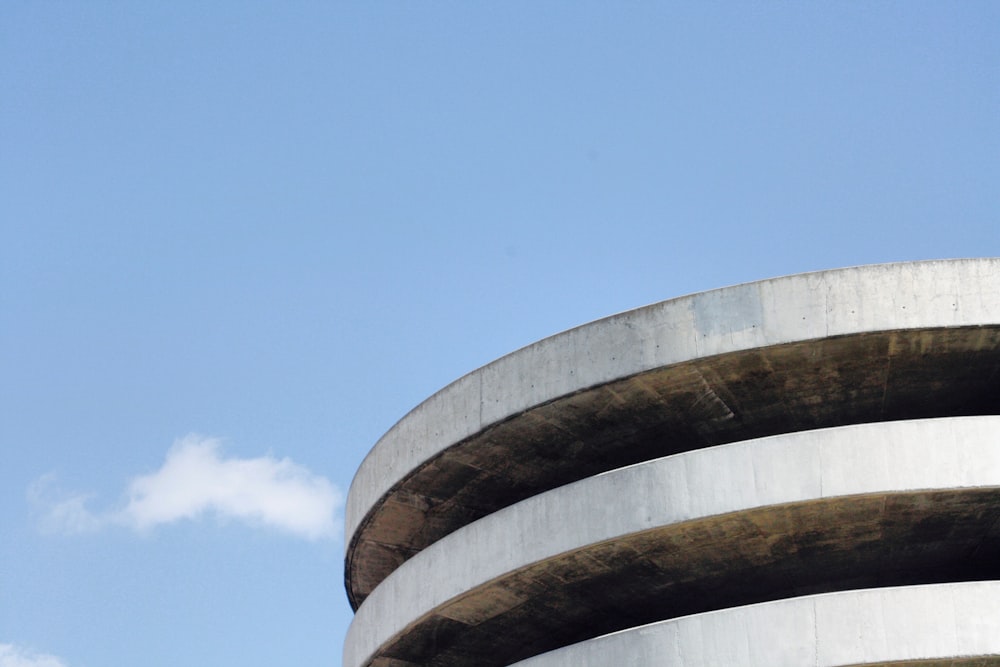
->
510;582;1000;667
344;417;1000;667
345;259;1000;608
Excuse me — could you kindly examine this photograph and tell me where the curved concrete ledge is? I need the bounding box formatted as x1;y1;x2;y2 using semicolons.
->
346;259;1000;606
344;416;1000;667
510;582;1000;667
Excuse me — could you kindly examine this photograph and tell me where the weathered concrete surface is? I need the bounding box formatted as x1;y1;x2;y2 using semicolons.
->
509;582;1000;667
343;417;1000;667
345;259;1000;608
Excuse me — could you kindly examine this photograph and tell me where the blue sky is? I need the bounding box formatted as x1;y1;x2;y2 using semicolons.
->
2;3;997;666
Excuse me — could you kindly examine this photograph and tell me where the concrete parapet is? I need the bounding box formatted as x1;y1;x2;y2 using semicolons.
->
346;259;1000;608
343;260;1000;666
511;582;1000;667
344;417;1000;667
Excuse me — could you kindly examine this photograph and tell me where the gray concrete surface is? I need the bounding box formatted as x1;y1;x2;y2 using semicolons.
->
344;416;1000;667
345;259;1000;608
510;582;1000;667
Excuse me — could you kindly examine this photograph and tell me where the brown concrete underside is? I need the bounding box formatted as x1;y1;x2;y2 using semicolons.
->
854;661;1000;667
366;489;1000;667
347;326;1000;608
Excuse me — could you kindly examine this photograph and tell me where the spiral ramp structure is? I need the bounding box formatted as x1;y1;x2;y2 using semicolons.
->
344;258;1000;667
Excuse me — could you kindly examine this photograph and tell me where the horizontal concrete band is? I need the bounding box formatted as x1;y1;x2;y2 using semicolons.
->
346;259;1000;606
345;416;1000;667
511;582;1000;667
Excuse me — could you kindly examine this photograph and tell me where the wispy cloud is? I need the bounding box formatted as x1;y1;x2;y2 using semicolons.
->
0;644;68;667
29;435;342;541
27;478;103;535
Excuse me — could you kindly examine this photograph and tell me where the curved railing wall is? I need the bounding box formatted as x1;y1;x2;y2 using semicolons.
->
511;582;1000;667
344;259;1000;667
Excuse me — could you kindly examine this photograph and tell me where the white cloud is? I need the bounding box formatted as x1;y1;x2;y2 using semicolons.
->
0;644;68;667
29;435;343;541
28;476;104;535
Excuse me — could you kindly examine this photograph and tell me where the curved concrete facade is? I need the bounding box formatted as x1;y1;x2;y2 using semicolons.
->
512;582;1000;667
344;259;1000;667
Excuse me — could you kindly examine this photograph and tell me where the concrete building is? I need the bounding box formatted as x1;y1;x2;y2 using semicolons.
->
343;259;1000;667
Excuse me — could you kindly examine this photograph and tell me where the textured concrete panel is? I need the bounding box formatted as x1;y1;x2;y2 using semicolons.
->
510;582;1000;667
344;417;1000;667
345;259;1000;607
